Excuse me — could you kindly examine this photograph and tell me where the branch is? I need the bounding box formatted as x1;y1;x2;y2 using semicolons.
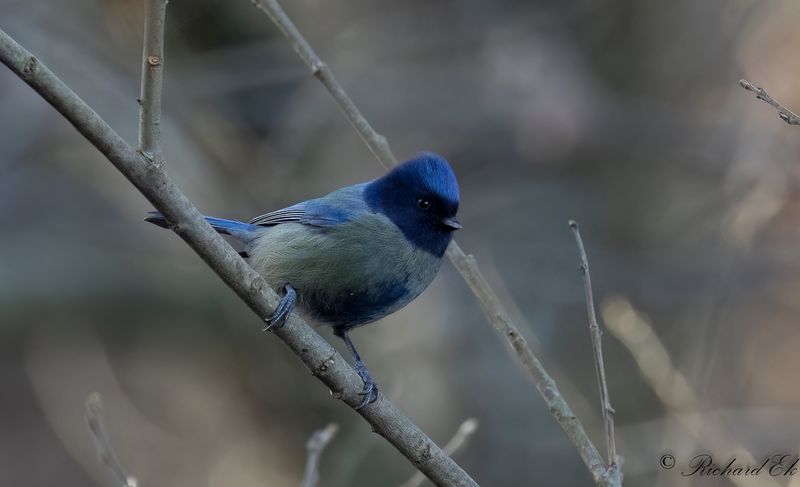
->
250;0;395;169
301;423;339;487
84;10;164;487
247;1;616;484
445;248;611;483
85;394;137;487
739;79;800;126
399;418;478;487
0;30;476;487
138;0;167;161
568;221;620;481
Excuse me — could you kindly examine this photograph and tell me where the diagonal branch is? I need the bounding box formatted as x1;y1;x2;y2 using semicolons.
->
138;0;168;161
739;79;800;126
399;418;478;487
0;29;477;487
569;221;620;481
248;1;615;484
250;0;395;169
445;248;610;483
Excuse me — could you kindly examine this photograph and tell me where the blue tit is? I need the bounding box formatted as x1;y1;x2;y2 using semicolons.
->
147;152;461;408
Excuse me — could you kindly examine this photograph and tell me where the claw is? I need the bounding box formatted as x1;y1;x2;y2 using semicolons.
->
335;328;380;410
263;284;296;331
354;363;380;410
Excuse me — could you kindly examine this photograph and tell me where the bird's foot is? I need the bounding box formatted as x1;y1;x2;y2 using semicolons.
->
334;329;380;409
354;363;380;410
263;284;296;331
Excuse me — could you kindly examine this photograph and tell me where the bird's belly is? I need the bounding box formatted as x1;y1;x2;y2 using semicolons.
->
247;221;442;327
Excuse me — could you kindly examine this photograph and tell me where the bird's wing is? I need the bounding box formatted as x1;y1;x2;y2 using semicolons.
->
249;183;370;228
249;203;308;226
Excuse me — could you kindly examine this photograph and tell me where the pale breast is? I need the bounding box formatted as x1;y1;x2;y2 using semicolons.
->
246;213;442;327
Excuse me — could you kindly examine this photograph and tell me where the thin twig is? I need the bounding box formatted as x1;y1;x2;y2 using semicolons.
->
569;221;619;477
247;2;616;484
85;393;137;487
301;423;339;487
250;0;395;169
445;247;610;482
399;418;479;487
85;5;166;482
739;79;800;126
138;0;167;162
0;29;476;487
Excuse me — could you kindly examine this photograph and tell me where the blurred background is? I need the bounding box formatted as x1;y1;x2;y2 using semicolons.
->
2;0;800;486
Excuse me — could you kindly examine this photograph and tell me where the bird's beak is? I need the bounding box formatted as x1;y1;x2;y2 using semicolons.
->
441;216;462;230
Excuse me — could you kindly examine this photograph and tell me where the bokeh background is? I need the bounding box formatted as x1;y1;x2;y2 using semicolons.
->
2;0;800;486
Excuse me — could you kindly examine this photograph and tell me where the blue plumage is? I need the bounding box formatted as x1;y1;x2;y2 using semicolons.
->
364;152;460;257
146;152;461;408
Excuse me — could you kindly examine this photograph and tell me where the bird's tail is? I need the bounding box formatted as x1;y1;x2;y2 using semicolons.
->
145;211;261;243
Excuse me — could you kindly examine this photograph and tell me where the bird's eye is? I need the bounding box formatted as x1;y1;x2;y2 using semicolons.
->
417;198;431;210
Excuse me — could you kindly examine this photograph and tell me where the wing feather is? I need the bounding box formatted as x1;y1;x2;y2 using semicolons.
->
248;183;370;228
249;204;307;226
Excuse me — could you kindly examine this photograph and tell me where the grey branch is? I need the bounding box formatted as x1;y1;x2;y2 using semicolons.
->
445;247;611;483
569;221;621;484
399;418;479;487
138;0;168;161
250;0;396;169
248;1;616;484
0;29;477;487
85;394;137;487
739;79;800;126
301;423;339;487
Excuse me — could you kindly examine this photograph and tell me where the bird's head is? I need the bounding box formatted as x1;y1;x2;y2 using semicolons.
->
365;152;461;257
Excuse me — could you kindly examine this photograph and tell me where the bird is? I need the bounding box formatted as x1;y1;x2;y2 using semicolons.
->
145;152;461;408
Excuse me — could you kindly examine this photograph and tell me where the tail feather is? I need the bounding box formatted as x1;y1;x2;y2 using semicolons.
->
145;211;260;243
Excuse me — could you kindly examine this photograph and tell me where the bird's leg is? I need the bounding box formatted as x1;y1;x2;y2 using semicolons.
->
263;283;296;331
335;328;379;409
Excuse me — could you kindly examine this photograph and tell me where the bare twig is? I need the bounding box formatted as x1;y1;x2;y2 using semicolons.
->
569;221;619;477
85;5;166;483
301;423;339;487
248;1;616;484
85;394;137;487
399;418;479;487
0;30;476;487
138;0;168;162
739;79;800;126
250;0;395;169
444;248;610;483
